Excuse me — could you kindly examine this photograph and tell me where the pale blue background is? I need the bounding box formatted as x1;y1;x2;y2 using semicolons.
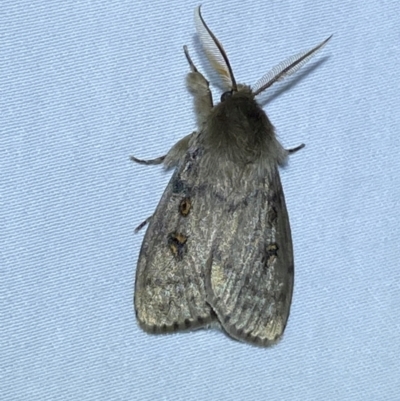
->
2;1;400;400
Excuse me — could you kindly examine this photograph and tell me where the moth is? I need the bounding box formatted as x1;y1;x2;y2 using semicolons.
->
132;6;330;346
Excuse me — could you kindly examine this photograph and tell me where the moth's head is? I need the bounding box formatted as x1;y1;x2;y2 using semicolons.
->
219;84;253;104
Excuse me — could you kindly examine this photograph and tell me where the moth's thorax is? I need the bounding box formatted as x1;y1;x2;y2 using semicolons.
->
202;86;277;164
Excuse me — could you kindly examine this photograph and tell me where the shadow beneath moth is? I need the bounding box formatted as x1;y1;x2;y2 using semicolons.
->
131;6;331;346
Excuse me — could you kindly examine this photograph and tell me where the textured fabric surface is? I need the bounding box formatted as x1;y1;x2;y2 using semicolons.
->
2;1;400;400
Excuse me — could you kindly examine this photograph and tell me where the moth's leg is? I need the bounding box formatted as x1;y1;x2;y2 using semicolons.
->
287;143;305;154
277;143;305;166
135;215;153;233
163;132;194;168
130;155;165;165
184;46;213;128
131;132;195;168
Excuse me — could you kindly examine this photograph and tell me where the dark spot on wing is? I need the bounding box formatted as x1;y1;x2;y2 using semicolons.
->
287;264;294;275
266;243;279;256
190;147;200;160
263;243;279;269
267;205;278;225
268;192;278;205
167;232;188;260
179;197;192;216
278;293;287;304
224;314;231;324
172;174;186;194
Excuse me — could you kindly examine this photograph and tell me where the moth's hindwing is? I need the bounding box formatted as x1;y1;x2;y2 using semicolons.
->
204;169;294;346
